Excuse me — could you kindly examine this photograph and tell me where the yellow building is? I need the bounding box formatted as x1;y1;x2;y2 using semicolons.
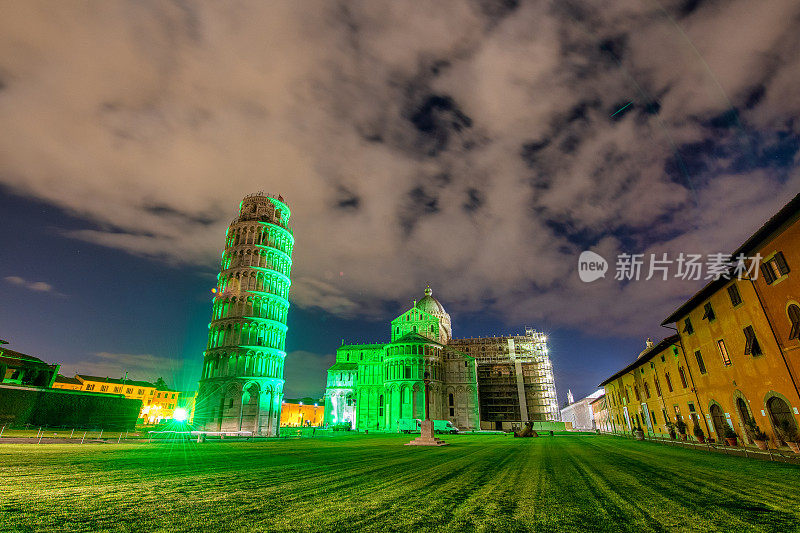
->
601;193;800;449
280;398;324;427
601;336;704;438
53;375;180;424
660;193;800;447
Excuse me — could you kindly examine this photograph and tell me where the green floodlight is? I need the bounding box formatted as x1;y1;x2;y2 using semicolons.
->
173;408;188;422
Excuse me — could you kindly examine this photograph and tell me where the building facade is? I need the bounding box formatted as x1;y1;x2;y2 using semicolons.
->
601;193;800;448
324;288;558;431
53;374;180;423
280;398;324;427
0;344;59;388
560;390;603;431
194;193;294;436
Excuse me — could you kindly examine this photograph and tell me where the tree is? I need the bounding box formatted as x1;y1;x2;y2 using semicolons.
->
154;377;168;390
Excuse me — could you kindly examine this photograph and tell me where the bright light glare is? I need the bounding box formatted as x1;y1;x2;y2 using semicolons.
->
173;408;188;422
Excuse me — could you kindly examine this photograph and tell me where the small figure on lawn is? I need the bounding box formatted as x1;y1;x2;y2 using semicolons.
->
513;422;539;438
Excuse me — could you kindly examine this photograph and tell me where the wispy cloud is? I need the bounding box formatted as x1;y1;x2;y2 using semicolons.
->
4;275;64;296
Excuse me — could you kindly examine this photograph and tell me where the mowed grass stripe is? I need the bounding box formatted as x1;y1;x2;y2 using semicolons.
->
2;434;799;532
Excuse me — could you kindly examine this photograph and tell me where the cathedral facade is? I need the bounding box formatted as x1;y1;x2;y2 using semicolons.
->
324;287;480;431
324;288;559;432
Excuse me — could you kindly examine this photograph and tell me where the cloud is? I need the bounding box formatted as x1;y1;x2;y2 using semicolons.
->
58;352;186;388
4;275;61;295
1;1;799;339
282;350;336;399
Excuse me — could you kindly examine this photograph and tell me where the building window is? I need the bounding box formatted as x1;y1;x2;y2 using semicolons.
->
665;373;673;392
449;408;455;416
743;325;762;356
683;318;694;334
100;385;108;392
727;285;742;307
404;367;411;379
694;350;707;374
654;377;662;397
662;408;669;424
678;367;688;388
643;382;651;399
86;384;95;391
761;252;790;284
717;339;731;366
449;393;454;406
789;304;800;341
138;389;144;395
228;398;234;408
634;386;640;401
701;302;715;321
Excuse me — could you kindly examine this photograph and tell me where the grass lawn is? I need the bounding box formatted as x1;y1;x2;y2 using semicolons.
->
2;433;800;532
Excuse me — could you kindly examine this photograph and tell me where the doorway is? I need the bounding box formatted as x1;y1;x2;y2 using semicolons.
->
710;403;727;437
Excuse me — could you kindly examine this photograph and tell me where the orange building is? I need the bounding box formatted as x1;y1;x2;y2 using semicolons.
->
602;193;800;449
280;398;324;427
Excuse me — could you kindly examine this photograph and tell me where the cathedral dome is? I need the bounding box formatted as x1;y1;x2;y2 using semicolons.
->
416;286;447;316
416;286;452;343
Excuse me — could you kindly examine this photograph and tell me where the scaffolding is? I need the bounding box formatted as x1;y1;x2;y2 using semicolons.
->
449;327;559;428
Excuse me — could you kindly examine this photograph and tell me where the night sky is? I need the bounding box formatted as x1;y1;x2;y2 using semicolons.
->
1;1;799;403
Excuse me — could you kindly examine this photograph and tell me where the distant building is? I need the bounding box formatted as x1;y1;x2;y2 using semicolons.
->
194;193;294;436
0;344;59;388
590;394;612;432
560;390;604;431
0;344;139;430
280;398;324;427
53;375;179;423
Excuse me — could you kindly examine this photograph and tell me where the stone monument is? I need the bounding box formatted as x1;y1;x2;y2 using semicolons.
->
406;371;450;446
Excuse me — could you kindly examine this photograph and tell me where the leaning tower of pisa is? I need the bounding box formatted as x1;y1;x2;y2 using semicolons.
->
194;192;293;436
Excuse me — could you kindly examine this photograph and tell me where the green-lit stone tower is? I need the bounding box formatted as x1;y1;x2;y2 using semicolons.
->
194;192;293;436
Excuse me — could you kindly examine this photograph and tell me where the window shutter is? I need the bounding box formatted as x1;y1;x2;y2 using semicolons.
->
761;263;776;284
774;252;790;276
743;326;754;355
789;305;800;340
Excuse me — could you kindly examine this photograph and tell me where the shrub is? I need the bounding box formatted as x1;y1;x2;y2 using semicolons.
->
723;425;737;439
675;419;687;435
777;419;799;443
693;423;705;439
744;420;768;441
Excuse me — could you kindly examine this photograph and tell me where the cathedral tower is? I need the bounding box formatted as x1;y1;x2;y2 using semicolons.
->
194;193;293;436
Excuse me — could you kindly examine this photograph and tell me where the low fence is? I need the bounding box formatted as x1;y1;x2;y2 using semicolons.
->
602;429;800;465
0;424;147;444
